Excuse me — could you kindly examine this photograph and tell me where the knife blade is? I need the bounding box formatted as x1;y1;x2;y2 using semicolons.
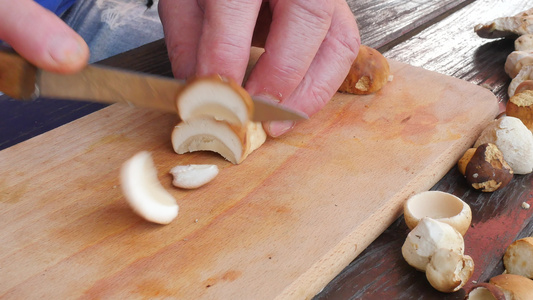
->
0;50;307;122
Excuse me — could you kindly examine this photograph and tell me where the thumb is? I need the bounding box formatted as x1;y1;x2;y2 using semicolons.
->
0;0;89;73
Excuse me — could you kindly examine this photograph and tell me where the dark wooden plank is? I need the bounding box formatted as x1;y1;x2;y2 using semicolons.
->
315;1;533;298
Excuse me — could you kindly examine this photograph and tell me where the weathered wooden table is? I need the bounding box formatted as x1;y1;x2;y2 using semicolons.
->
1;0;532;299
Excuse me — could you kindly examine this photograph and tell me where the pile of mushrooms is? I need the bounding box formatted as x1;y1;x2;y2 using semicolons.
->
401;191;474;292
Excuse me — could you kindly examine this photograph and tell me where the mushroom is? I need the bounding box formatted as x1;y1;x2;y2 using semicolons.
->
461;143;513;192
403;191;472;236
474;8;533;39
516;34;533;51
489;274;533;299
474;116;533;174
401;217;465;271
425;248;474;293
503;237;533;279
176;75;253;127
509;64;533;97
465;283;506;300
458;148;477;176
171;118;266;164
170;164;219;189
505;51;533;78
506;89;533;131
515;79;533;95
338;45;391;95
120;151;179;224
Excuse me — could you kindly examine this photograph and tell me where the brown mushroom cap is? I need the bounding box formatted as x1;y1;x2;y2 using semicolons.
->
489;274;533;299
506;90;533;131
338;45;390;95
464;143;513;192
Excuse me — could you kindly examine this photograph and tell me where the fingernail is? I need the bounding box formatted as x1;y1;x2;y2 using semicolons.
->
48;34;86;65
267;120;295;137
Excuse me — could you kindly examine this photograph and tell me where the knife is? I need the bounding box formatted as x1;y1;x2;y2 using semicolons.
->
0;50;306;122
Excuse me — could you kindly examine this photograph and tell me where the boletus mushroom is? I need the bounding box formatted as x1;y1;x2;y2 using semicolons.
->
338;45;391;95
503;237;533;279
459;143;513;192
425;248;474;293
172;76;267;164
506;89;533;131
474;8;533;39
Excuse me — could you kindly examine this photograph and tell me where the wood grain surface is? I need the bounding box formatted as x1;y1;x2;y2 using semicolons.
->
0;60;498;298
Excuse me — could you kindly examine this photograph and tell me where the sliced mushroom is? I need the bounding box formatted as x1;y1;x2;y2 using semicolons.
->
120;151;179;224
170;164;219;189
425;248;474;293
171;117;266;164
338;45;390;95
509;64;533;97
401;217;465;271
466;283;506;300
505;51;533;78
177;75;253;127
475;8;533;39
503;237;533;279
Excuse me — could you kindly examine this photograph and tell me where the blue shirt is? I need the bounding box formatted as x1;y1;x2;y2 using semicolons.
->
36;0;77;15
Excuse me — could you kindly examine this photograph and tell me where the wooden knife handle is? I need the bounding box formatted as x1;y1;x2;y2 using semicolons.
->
0;49;38;100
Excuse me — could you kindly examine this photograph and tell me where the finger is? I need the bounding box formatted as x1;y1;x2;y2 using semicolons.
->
159;0;203;80
196;0;262;84
263;0;360;137
0;0;88;73
244;0;335;103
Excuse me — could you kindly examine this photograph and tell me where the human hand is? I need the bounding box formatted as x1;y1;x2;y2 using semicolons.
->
159;0;360;137
0;0;89;73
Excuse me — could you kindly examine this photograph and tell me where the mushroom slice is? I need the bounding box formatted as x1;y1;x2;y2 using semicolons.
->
425;248;474;293
475;8;533;39
516;34;533;51
503;237;533;279
401;217;465;271
509;64;533;97
505;51;533;78
170;164;219;189
466;283;506;300
171;117;266;164
120;151;178;224
177;75;253;127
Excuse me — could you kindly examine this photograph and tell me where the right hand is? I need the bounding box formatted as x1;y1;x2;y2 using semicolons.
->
0;0;89;73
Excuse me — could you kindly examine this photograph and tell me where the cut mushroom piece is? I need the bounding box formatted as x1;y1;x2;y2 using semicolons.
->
338;45;391;95
503;237;533;279
177;75;253;127
403;191;472;236
506;89;533;131
170;164;219;189
466;283;506;300
474;8;533;39
171;117;266;164
505;51;533;78
463;143;513;192
120;151;179;224
425;248;474;293
516;34;533;51
401;217;465;271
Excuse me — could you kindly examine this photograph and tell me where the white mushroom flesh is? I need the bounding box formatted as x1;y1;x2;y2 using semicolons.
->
516;34;533;51
120;151;179;224
505;51;533;78
474;116;533;174
170;164;219;189
475;8;533;39
425;248;474;293
509;65;533;97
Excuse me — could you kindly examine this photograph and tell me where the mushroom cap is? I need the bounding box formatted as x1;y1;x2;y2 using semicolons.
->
177;75;253;126
509;65;533;97
425;248;474;293
403;191;472;236
464;143;513;192
466;283;506;300
120;151;179;224
516;34;533;51
474;116;533;174
503;237;533;279
338;45;390;95
489;274;533;299
506;89;533;131
401;217;465;271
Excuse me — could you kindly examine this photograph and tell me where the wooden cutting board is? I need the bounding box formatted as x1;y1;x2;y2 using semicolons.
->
0;60;498;299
